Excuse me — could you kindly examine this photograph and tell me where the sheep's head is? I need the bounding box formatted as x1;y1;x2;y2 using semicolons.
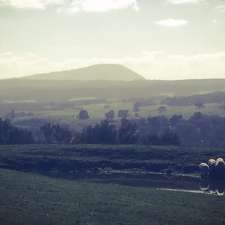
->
216;158;225;168
208;159;216;166
199;163;209;170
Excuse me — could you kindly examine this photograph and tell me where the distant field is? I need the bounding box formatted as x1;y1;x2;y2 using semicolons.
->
0;168;225;225
1;80;225;127
32;102;225;119
137;103;225;118
9;102;225;126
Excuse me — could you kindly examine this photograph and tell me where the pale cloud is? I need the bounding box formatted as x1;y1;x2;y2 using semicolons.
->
1;51;225;80
137;51;225;79
155;18;189;27
56;0;139;14
216;4;225;13
0;52;51;78
69;0;139;13
0;0;64;10
167;0;200;4
0;0;139;12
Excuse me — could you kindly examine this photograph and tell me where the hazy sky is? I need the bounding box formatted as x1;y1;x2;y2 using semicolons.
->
0;0;225;80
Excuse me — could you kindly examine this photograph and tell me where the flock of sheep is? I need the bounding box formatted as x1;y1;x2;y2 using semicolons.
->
199;158;225;180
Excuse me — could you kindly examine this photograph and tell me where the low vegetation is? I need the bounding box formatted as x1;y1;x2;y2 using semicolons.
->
1;144;225;177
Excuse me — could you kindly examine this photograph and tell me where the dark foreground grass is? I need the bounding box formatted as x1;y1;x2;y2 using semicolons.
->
0;168;225;225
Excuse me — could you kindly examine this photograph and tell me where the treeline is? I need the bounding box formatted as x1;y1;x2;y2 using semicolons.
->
40;113;225;147
136;113;225;147
73;119;179;145
0;118;33;144
0;117;179;145
2;113;225;147
163;91;225;106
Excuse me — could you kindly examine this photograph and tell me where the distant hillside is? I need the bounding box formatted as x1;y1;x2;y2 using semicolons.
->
1;79;225;102
24;64;145;81
163;91;225;106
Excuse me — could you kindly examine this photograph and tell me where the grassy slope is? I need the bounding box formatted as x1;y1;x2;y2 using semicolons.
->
0;168;225;225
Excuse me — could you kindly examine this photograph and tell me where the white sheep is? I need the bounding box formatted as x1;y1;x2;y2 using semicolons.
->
208;159;216;166
215;158;225;167
214;158;225;178
199;163;209;178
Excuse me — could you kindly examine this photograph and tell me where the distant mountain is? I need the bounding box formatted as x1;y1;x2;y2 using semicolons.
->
24;64;145;81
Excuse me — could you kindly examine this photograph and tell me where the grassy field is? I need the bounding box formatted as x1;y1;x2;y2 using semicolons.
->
1;145;225;225
2;96;225;125
30;102;225;120
0;168;225;225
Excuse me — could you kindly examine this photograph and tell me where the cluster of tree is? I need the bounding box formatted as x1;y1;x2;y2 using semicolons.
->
76;109;130;121
78;120;117;144
137;113;225;147
0;118;33;144
105;110;115;121
3;113;225;147
72;113;225;146
40;123;73;144
77;110;90;120
73;118;179;145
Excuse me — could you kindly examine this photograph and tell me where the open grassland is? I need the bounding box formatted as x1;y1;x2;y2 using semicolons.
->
2;95;225;125
0;168;225;225
32;102;225;118
14;102;225;124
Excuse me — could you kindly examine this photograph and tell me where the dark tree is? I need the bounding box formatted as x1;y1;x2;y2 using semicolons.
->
78;110;90;120
81;120;117;144
194;102;205;109
158;106;167;114
0;118;34;144
169;115;183;126
40;122;72;144
135;112;139;118
118;118;138;144
133;102;140;113
118;110;129;118
105;110;115;121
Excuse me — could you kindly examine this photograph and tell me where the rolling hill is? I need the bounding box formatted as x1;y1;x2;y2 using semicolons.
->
24;64;145;81
1;64;225;102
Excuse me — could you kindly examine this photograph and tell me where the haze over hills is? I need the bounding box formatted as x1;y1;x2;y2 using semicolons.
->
1;78;225;102
24;64;145;81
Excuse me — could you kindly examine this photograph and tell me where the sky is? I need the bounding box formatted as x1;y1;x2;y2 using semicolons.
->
0;0;225;80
